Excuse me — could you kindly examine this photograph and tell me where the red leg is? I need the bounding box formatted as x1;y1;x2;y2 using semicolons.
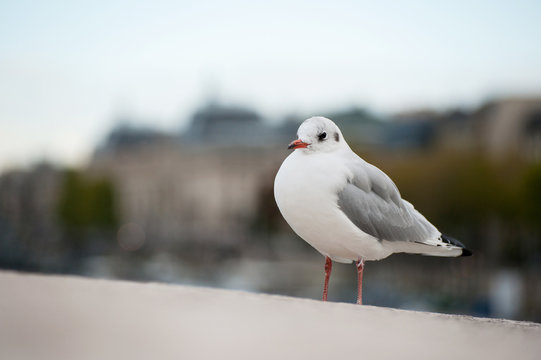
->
356;258;364;305
322;256;332;301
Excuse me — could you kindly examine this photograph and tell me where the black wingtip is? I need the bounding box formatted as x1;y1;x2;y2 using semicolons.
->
441;234;473;257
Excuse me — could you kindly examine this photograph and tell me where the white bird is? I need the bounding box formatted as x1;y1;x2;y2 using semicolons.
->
274;116;471;304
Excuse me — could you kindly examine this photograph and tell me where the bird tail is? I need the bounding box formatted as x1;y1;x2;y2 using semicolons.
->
440;234;472;257
389;234;472;257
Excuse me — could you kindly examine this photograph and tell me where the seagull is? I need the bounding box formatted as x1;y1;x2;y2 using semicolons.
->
274;116;471;304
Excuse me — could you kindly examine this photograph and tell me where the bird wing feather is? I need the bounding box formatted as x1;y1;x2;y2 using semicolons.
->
337;158;440;243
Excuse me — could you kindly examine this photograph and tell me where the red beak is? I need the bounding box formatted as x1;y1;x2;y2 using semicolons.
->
287;139;309;150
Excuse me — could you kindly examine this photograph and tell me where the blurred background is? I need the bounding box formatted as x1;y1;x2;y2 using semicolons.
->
1;1;540;322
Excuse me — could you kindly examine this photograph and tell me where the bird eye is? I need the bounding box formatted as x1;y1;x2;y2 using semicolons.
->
318;132;327;141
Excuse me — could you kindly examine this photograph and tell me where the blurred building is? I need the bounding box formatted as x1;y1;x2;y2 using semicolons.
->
389;97;541;161
329;108;388;148
434;109;475;151
473;97;541;161
182;103;283;147
90;104;287;256
0;163;63;269
96;123;173;154
386;110;439;150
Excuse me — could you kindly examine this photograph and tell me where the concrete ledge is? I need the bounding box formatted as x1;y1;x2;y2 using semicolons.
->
0;271;539;360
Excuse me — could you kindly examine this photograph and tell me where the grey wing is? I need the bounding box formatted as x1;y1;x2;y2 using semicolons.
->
337;160;440;243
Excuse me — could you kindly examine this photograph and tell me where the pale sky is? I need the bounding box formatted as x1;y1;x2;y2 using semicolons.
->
1;0;541;171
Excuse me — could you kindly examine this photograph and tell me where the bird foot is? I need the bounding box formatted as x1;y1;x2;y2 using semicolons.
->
356;258;364;305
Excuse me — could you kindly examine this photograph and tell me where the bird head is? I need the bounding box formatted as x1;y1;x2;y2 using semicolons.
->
288;116;345;153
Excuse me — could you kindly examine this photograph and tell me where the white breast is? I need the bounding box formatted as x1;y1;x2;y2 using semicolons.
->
274;150;392;262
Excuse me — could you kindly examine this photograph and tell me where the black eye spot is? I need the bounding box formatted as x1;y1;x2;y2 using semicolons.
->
318;132;327;141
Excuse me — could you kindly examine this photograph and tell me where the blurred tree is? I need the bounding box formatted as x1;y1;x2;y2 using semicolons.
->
57;170;117;251
522;164;541;228
348;149;541;268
